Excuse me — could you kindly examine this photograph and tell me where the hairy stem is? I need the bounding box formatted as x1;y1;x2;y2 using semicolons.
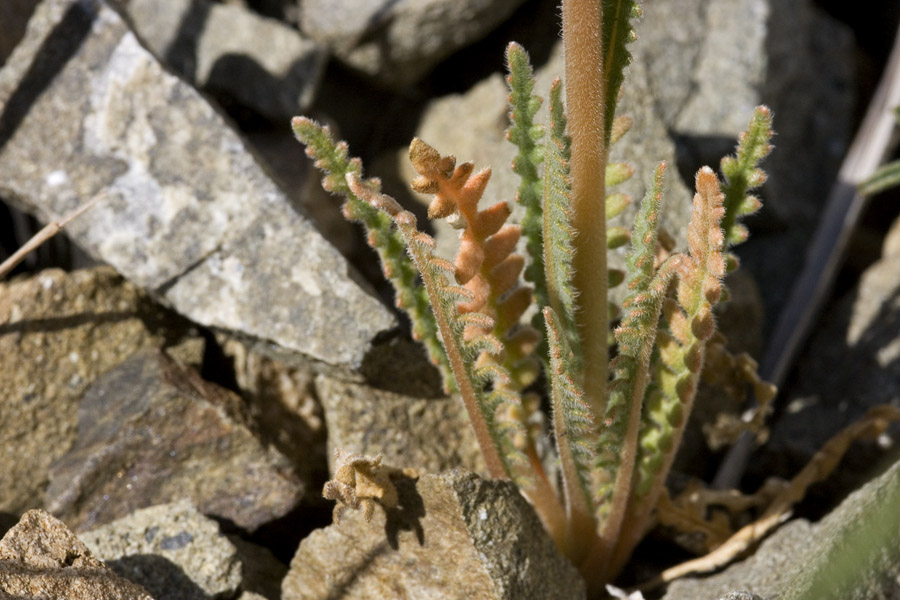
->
563;0;609;418
346;173;508;479
523;444;570;552
545;306;597;561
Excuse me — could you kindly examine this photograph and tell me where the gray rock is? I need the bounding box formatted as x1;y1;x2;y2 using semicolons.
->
45;348;305;532
123;0;326;118
0;266;202;514
0;0;395;371
242;127;355;257
83;501;288;600
299;0;527;89
315;375;487;476
80;501;242;600
282;469;585;600
663;457;900;600
644;0;767;140
0;509;154;599
642;0;853;224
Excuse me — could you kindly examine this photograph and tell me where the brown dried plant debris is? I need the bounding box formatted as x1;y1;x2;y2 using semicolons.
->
656;478;786;554
638;404;900;590
323;449;408;523
701;332;777;450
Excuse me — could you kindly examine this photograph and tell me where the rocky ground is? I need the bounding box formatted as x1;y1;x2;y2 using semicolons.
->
1;0;899;598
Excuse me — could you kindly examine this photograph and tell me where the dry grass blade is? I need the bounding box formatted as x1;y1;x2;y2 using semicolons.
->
0;195;103;280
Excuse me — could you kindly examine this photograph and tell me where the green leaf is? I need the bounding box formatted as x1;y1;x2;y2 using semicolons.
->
611;167;728;576
719;106;773;249
601;0;641;145
606;192;631;219
505;42;547;307
607;226;630;249
292;117;454;391
543;78;582;365
859;160;900;197
605;161;635;187
545;306;596;526
595;163;672;531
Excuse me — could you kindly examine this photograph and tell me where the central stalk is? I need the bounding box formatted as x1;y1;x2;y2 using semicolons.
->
562;0;608;417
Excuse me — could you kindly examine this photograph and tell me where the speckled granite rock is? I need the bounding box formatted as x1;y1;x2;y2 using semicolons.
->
0;509;154;599
315;375;486;476
80;502;282;600
0;267;201;515
45;348;305;532
300;0;527;89
122;0;326;118
282;469;585;600
0;0;395;370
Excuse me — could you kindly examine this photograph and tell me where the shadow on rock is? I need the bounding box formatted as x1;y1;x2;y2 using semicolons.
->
384;474;426;549
107;554;209;600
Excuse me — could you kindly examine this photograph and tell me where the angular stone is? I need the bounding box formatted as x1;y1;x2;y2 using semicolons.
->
315;375;486;476
0;266;202;514
663;457;900;600
0;0;395;370
282;470;585;600
643;0;767;139
123;0;326;119
79;502;243;600
299;0;527;89
241;127;356;258
641;0;853;223
45;348;304;532
0;509;154;599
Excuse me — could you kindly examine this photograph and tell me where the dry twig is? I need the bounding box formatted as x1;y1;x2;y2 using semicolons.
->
0;195;102;280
